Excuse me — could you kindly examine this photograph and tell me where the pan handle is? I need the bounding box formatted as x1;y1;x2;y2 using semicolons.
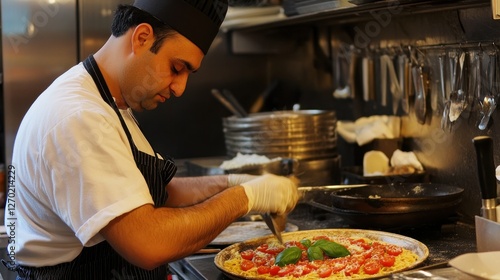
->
473;136;498;200
473;136;498;221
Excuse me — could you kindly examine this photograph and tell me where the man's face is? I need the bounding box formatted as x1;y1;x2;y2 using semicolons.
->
121;29;204;112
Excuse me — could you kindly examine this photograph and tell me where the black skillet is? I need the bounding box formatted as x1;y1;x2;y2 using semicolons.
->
330;183;464;213
308;183;464;229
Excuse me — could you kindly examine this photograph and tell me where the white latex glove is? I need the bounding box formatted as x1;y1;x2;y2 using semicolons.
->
227;174;259;187
241;174;299;215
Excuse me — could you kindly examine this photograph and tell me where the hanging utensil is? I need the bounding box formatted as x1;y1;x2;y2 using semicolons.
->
459;51;473;119
222;89;248;118
430;61;439;116
399;54;409;114
474;49;483;111
405;55;413;101
439;52;453;131
381;54;402;115
412;63;427;124
212;89;246;118
478;50;497;130
369;55;375;101
449;50;467;122
349;46;358;99
467;49;480;115
362;56;371;102
438;52;448;106
333;45;351;99
249;80;279;113
380;54;388;107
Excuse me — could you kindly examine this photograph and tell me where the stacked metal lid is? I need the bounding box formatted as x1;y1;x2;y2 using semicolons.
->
223;110;337;160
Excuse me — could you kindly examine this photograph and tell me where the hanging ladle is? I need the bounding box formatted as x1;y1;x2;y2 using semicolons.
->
478;50;497;130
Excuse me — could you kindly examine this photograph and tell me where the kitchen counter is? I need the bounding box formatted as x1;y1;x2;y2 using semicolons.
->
170;203;477;279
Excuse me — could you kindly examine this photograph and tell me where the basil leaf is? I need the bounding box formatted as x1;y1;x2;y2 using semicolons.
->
275;246;302;267
313;240;350;258
300;239;312;248
307;245;324;261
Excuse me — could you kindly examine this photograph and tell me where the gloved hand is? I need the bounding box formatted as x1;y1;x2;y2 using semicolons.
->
227;174;259;187
241;173;299;215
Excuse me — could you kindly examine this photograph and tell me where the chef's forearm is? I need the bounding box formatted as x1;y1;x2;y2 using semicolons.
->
101;186;248;269
165;175;229;207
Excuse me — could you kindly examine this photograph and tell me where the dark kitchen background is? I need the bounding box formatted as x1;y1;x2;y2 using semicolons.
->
2;1;500;277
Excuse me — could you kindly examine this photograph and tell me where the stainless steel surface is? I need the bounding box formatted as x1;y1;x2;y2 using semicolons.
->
1;0;126;167
261;213;282;244
78;0;133;59
475;215;500;252
1;0;78;167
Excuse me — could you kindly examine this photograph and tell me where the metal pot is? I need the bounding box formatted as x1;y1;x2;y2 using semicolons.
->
222;110;338;160
308;183;464;229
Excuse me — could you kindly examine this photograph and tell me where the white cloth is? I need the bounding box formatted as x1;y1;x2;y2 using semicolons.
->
337;115;401;146
9;63;155;266
390;149;424;171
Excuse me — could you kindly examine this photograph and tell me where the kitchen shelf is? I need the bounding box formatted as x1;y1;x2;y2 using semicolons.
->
224;0;490;32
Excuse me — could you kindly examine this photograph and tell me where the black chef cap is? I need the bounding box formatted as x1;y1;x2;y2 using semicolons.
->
133;0;228;54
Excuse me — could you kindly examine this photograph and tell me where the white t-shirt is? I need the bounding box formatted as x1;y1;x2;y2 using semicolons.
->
9;63;156;266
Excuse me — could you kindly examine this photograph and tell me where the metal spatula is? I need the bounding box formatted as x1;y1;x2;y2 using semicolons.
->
261;213;283;244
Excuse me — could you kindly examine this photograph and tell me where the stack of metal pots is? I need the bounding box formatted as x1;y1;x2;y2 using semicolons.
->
222;110;340;185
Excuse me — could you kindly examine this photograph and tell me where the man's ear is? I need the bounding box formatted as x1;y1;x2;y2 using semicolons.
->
132;23;154;52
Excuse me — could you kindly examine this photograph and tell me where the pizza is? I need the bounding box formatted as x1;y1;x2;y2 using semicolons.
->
215;229;427;279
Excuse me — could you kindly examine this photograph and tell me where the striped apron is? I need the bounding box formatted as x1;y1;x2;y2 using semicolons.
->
6;55;177;280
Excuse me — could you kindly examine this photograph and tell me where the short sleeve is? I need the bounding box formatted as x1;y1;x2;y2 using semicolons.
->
40;108;154;245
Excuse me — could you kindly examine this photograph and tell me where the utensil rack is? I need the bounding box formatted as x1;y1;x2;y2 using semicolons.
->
330;39;500;130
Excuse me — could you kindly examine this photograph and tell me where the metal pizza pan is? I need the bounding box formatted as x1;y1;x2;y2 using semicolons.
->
213;228;429;280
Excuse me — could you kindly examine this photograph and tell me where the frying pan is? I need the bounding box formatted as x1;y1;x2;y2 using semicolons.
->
309;183;464;229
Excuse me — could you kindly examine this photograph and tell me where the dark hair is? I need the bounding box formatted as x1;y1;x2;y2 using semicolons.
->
111;4;177;54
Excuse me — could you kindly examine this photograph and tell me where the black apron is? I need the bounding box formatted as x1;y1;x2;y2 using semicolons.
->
6;55;177;280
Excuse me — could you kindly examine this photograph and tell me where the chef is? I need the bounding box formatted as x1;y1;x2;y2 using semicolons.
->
3;0;299;279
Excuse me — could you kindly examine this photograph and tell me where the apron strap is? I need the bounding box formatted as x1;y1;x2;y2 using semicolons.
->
82;55;136;152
